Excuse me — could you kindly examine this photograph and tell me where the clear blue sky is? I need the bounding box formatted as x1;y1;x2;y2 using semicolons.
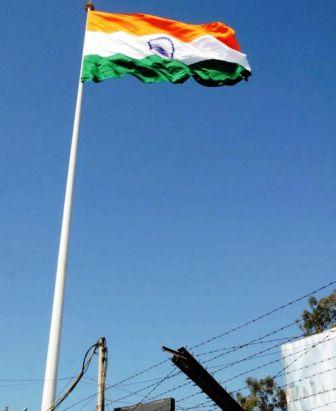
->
0;0;335;409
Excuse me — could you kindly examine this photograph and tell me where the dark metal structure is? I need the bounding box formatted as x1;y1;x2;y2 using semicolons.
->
114;398;175;411
163;346;244;411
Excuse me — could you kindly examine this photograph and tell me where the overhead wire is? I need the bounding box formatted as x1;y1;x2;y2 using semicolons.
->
106;325;335;410
106;319;325;407
103;278;336;407
77;395;97;411
175;298;336;408
50;339;100;410
61;393;97;410
53;336;336;409
64;280;336;410
105;368;180;407
61;357;171;409
173;284;335;409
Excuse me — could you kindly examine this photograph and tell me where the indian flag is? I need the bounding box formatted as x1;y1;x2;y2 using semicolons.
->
82;11;251;87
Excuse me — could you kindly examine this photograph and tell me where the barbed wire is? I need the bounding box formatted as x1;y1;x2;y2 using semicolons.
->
62;280;336;410
196;336;298;358
202;319;300;365
191;280;336;350
274;327;336;378
207;335;326;371
223;342;336;402
107;327;336;411
177;398;214;411
144;379;191;403
287;386;336;403
106;359;170;390
112;324;307;407
180;379;336;411
63;359;173;410
176;340;294;404
211;336;295;375
103;278;330;410
143;333;297;404
280;366;336;389
179;405;217;411
285;353;336;376
303;399;336;411
132;368;178;410
227;337;336;397
105;369;181;407
178;332;336;406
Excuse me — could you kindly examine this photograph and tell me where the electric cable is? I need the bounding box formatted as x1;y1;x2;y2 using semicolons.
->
50;340;100;410
64;280;336;411
120;322;304;405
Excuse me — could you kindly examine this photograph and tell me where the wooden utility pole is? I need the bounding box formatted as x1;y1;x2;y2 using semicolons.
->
96;337;107;411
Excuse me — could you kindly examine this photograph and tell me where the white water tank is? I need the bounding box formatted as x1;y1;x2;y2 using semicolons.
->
281;328;336;411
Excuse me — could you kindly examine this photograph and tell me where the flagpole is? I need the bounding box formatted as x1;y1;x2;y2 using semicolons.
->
41;3;94;410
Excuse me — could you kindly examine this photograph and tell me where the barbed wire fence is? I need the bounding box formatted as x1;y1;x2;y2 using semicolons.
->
52;279;336;410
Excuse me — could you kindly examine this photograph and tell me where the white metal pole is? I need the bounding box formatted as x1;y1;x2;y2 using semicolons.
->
41;5;92;410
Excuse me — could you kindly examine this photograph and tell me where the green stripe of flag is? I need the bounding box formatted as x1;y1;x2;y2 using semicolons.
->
81;54;251;87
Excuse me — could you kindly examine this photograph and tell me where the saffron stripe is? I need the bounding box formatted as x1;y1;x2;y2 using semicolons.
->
87;11;241;51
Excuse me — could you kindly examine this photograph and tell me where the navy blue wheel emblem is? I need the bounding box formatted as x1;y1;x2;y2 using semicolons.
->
148;37;175;59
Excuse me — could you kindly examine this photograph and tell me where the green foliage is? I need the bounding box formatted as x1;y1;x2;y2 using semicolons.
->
299;291;336;336
235;291;336;410
236;376;287;411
